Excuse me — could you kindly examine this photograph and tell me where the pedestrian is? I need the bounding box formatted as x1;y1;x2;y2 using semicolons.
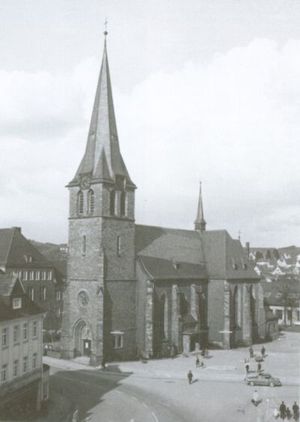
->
257;362;262;373
251;390;261;407
280;401;287;420
286;407;292;420
261;346;266;357
101;358;106;370
293;402;299;421
187;370;193;384
196;356;200;368
245;363;250;374
249;346;254;358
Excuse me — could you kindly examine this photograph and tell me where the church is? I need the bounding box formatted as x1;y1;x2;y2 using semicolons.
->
61;34;266;365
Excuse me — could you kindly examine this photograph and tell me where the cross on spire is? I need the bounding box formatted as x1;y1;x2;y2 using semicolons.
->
104;18;108;36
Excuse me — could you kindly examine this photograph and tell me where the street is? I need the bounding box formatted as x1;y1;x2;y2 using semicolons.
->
44;332;300;422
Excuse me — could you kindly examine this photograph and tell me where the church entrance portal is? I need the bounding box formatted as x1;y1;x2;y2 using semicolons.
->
74;320;92;357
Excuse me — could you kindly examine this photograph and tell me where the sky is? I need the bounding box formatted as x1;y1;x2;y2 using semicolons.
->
0;0;299;247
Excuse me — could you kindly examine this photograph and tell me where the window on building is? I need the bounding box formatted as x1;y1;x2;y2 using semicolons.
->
82;235;86;256
13;360;18;377
42;287;47;301
56;291;61;301
110;190;115;215
88;189;95;214
117;236;121;257
29;271;34;281
23;271;28;281
23;356;28;373
2;327;8;347
12;297;22;309
78;191;84;214
47;270;52;280
23;323;28;341
120;191;126;216
36;270;40;280
32;321;38;338
18;270;22;279
13;325;19;343
1;364;7;383
41;271;47;281
28;287;34;301
32;353;37;369
111;332;124;349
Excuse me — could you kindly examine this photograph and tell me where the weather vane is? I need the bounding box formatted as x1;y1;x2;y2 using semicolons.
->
104;18;108;36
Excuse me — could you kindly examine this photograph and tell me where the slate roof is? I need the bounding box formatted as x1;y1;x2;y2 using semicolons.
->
201;230;259;280
0;273;43;322
135;225;206;265
135;225;258;281
69;39;135;187
138;255;207;281
0;227;52;269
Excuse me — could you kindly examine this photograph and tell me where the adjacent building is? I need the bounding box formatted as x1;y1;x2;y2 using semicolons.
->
0;227;64;331
0;272;49;417
61;34;265;365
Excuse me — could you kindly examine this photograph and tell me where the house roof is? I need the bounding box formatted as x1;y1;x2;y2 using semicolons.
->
135;225;258;281
0;227;52;269
0;273;43;322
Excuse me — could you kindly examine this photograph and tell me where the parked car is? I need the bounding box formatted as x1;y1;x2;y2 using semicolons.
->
245;373;281;387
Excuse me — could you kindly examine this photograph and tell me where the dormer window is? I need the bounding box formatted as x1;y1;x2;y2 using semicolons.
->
24;255;33;263
13;298;22;309
172;260;179;270
231;259;238;270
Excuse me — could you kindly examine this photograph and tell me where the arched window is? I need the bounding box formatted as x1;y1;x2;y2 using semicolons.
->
110;190;115;215
88;189;95;215
77;191;84;215
120;191;126;216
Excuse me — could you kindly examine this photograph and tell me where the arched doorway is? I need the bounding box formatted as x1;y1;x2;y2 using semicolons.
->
73;320;92;357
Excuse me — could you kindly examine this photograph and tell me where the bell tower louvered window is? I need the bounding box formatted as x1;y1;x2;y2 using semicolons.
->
77;191;84;215
88;189;95;215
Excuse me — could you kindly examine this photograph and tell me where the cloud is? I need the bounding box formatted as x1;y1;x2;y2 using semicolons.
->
0;38;299;246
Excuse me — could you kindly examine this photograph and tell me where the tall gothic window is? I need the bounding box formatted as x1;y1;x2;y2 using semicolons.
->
120;191;126;216
110;190;115;215
77;191;84;215
117;235;121;257
88;189;95;215
82;235;86;256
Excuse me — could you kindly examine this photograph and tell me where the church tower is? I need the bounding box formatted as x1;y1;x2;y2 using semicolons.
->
61;32;137;365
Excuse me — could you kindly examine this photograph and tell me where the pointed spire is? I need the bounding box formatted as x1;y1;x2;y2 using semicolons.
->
194;182;206;232
70;31;135;187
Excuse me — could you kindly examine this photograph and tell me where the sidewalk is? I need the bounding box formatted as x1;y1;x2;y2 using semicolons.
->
44;331;300;385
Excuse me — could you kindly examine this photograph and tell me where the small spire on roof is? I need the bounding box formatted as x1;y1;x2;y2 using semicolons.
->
194;181;206;232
